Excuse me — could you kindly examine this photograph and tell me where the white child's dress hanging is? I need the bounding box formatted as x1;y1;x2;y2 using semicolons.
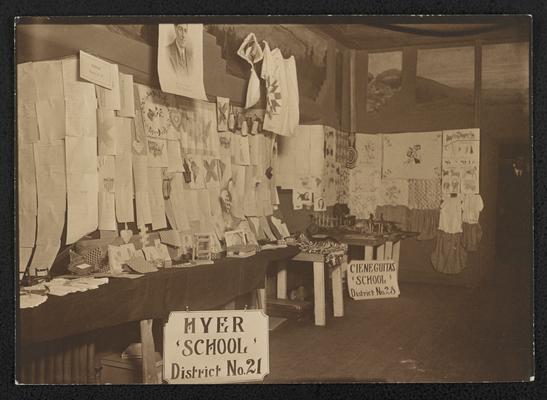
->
237;33;264;109
261;41;299;136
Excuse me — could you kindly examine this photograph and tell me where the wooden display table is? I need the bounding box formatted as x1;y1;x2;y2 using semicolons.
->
18;247;300;384
276;251;346;327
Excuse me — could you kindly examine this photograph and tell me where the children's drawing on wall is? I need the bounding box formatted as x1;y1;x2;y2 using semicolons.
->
416;46;474;105
382;131;442;180
405;144;422;164
367;51;402;112
158;24;207;100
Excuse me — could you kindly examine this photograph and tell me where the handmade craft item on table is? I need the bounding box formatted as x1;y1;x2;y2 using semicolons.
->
295;233;348;258
193;233;213;262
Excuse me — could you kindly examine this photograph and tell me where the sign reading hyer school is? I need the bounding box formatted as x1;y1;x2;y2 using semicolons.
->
163;310;269;383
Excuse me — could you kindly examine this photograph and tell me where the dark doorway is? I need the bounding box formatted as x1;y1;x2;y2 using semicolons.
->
495;141;532;267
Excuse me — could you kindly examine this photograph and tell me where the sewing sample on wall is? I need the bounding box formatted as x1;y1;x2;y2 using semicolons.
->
261;41;300;136
408;179;442;210
98;156;117;231
348;134;383;218
136;83;219;158
442;128;480;194
382;131;442;180
157;23;207;101
216;96;229;131
379;179;409;207
276;125;324;190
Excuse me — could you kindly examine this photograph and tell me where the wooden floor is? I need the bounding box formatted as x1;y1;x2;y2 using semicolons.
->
264;259;533;383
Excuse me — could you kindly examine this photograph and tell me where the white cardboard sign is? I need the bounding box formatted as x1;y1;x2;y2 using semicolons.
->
347;260;400;299
163;310;269;384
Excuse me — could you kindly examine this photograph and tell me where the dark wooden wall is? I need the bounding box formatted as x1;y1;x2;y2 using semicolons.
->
16;23;348;129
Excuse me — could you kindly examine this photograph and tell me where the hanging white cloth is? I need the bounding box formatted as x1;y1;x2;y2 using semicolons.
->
237;33;264;109
261;41;299;136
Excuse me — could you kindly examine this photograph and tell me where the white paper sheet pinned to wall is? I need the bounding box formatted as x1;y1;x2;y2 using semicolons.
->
117;72;135;117
33;60;64;100
148;167;167;230
33;141;66;246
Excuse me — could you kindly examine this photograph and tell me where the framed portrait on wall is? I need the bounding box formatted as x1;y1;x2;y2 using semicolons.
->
158;23;207;100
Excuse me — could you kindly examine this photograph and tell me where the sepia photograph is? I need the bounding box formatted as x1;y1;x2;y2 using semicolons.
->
15;16;533;385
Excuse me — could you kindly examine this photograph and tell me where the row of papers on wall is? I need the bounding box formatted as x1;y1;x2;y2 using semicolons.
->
17;52;290;275
276;126;480;216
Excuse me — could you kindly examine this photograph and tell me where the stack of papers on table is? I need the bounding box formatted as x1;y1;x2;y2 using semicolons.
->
45;277;110;296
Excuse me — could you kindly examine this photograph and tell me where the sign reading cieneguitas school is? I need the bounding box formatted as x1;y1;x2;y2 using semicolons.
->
347;260;400;299
163;310;269;383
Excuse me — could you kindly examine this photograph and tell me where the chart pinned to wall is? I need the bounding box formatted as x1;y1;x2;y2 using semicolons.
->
442;128;480;194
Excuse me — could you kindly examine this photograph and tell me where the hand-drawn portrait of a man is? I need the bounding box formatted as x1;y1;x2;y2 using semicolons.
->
168;24;194;76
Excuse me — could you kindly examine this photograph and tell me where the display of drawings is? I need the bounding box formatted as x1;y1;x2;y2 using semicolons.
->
441;128;480;194
16;52;281;276
15;49;482;277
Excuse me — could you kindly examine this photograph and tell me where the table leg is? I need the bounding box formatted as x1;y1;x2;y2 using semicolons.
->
140;319;158;384
385;241;394;260
392;241;401;265
377;244;385;260
277;264;288;300
257;276;267;313
332;262;344;318
364;245;374;260
313;261;326;326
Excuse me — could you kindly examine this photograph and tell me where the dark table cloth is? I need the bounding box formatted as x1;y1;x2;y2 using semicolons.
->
19;246;299;346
